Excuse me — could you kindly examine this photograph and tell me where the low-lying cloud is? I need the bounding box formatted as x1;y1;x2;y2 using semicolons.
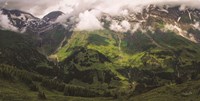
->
110;20;131;32
75;10;103;31
1;0;200;17
0;11;18;31
1;0;200;31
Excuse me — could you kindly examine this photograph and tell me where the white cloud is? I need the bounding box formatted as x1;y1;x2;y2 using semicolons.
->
1;0;200;18
1;0;200;31
110;20;123;32
110;20;131;32
75;10;103;31
121;20;131;32
0;11;18;32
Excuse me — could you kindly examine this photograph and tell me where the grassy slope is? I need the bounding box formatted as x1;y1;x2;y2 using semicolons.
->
0;30;125;100
1;27;200;100
0;64;115;101
54;29;200;96
55;30;130;88
130;80;200;101
2;76;200;101
0;79;114;101
55;30;148;68
55;29;200;69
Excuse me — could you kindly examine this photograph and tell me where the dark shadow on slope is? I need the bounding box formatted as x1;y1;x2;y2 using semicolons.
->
88;34;109;46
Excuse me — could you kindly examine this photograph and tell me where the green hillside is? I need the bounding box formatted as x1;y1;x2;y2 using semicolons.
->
0;64;114;101
53;29;200;99
1;26;200;101
1;3;200;101
0;30;54;75
130;79;200;101
55;29;200;67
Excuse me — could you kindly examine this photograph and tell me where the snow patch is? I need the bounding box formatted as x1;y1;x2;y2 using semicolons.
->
193;22;200;30
158;8;169;13
164;24;198;43
120;20;131;32
177;17;181;22
187;10;192;20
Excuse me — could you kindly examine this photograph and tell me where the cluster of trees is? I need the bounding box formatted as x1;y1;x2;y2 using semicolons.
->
0;64;101;98
0;64;15;80
41;79;65;92
0;64;39;84
41;78;100;97
64;85;99;97
0;64;41;91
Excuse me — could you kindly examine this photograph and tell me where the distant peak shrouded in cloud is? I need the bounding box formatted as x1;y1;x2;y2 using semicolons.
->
1;0;200;31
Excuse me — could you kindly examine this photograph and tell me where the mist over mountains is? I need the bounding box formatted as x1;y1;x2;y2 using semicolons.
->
1;0;200;17
1;0;200;33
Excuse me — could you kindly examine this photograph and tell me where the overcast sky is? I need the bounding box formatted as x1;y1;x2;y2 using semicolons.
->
1;0;200;18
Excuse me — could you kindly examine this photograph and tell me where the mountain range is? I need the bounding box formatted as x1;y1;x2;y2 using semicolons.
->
1;4;200;101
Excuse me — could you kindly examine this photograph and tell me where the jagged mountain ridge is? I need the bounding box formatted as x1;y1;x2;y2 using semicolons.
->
42;11;63;22
0;8;72;55
100;5;200;43
1;5;200;44
0;8;64;33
